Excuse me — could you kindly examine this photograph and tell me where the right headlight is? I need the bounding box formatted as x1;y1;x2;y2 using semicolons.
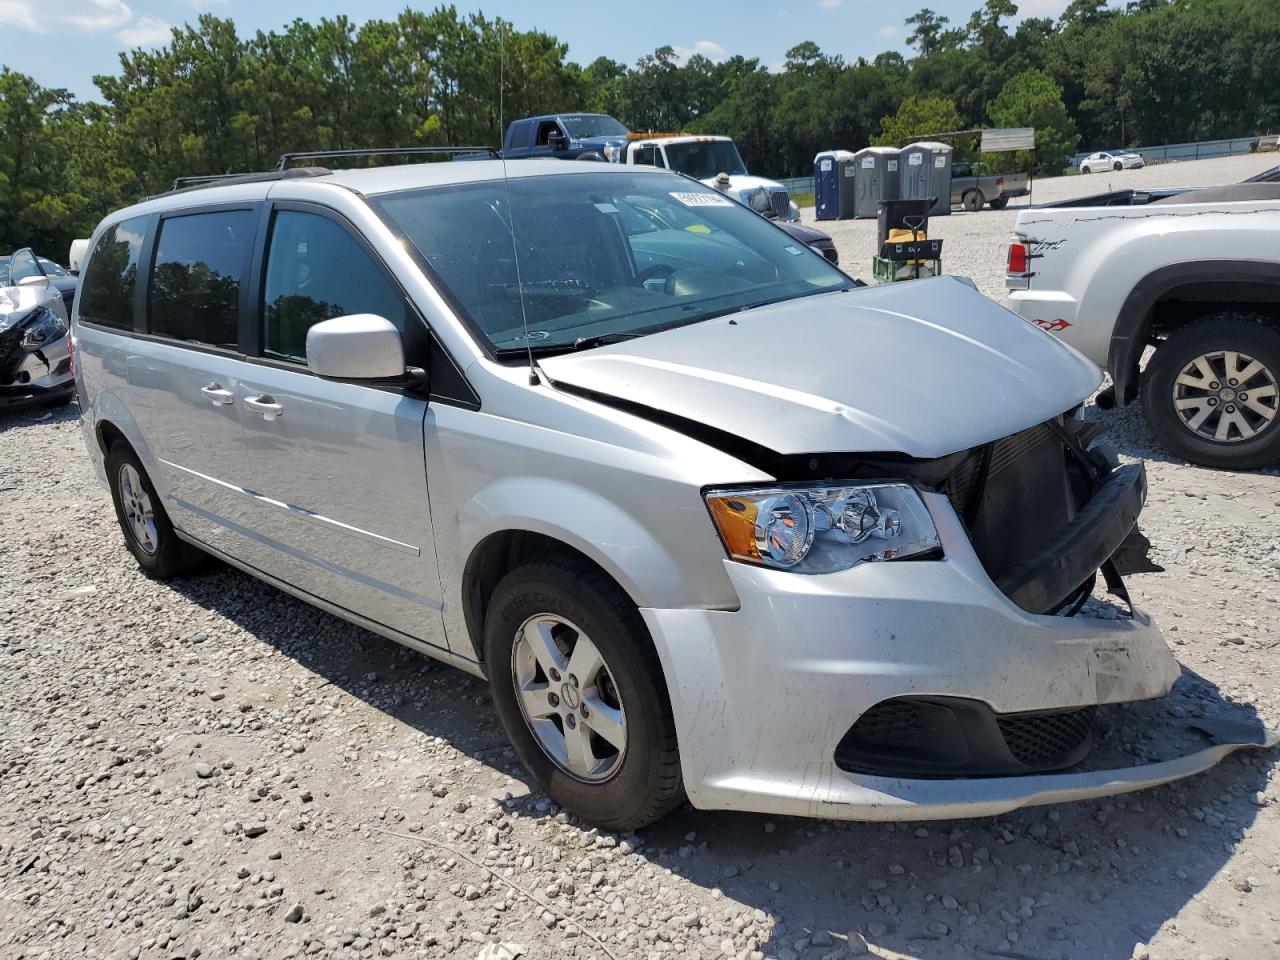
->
705;482;941;574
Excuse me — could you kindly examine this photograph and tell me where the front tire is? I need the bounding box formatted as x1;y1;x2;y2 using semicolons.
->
1113;161;1123;171
484;556;684;830
1141;314;1280;469
962;190;983;212
106;441;206;578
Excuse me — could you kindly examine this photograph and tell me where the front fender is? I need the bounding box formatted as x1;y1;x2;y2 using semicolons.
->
457;475;707;612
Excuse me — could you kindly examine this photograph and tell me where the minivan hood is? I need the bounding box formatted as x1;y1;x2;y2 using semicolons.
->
539;276;1102;460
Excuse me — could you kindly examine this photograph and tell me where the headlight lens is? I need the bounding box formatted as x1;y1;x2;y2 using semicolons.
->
705;482;941;574
21;310;67;350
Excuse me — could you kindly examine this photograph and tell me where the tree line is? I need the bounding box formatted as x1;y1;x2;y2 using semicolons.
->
2;0;1277;258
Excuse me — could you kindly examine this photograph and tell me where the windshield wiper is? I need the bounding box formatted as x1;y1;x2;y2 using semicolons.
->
571;332;640;350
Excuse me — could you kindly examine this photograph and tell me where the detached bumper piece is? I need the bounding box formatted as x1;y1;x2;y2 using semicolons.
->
996;462;1146;614
835;696;1095;778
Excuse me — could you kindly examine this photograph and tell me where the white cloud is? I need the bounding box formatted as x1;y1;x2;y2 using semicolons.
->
672;40;727;64
116;14;172;46
1016;0;1075;17
818;0;843;9
878;24;898;38
0;0;132;32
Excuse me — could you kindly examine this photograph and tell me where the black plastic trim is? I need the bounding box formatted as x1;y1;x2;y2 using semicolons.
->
995;462;1146;615
1109;260;1280;405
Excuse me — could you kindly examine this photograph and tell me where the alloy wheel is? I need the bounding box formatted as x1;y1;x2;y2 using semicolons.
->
511;614;627;782
1172;349;1279;443
118;463;159;554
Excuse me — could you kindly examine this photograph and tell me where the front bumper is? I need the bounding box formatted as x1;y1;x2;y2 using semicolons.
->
0;331;73;408
644;490;1272;821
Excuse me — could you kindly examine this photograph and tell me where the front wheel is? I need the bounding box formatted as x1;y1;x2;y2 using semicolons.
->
1113;161;1123;171
962;190;983;212
1141;314;1280;469
484;556;684;830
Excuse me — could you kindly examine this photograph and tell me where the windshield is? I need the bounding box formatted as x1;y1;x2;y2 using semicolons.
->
663;141;748;179
374;170;851;357
39;259;69;277
560;115;629;138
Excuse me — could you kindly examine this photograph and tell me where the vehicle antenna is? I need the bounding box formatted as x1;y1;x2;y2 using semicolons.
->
497;21;539;386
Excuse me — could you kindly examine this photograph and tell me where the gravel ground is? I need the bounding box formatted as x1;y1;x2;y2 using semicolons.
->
4;153;1280;960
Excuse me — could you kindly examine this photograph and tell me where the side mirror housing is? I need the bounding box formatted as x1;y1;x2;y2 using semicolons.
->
306;314;405;380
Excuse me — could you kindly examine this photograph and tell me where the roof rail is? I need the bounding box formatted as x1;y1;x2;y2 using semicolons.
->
158;167;333;199
275;146;498;171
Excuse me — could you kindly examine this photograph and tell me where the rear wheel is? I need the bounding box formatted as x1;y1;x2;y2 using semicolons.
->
988;197;1008;210
1141;314;1280;469
106;441;206;577
484;556;684;830
962;190;983;212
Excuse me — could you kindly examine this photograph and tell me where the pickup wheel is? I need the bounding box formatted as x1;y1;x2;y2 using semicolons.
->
106;441;207;578
1142;314;1280;469
484;556;685;830
962;190;984;212
988;197;1009;210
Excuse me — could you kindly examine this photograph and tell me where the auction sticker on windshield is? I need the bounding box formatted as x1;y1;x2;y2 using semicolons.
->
670;192;734;207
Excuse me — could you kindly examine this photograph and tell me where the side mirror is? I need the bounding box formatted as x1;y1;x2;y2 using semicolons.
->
548;131;568;152
306;314;405;380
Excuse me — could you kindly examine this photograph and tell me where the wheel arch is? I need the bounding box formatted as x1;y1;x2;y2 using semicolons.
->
461;530;640;666
1107;261;1280;405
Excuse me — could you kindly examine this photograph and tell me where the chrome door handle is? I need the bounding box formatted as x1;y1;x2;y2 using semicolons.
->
244;394;284;421
201;383;234;407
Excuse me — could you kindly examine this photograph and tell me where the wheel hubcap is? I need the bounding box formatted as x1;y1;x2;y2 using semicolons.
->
118;463;159;555
1172;349;1278;443
511;614;626;782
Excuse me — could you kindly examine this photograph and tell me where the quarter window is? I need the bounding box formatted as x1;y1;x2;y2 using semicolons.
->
149;210;254;349
261;210;406;363
78;217;148;330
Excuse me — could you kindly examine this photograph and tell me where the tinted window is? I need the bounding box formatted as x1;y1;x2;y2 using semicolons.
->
149;210;253;348
262;211;405;363
78;217;148;330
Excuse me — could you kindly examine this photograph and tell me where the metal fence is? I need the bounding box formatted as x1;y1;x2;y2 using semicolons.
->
777;176;813;196
1068;134;1276;171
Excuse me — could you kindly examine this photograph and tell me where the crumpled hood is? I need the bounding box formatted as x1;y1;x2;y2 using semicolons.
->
539;276;1103;460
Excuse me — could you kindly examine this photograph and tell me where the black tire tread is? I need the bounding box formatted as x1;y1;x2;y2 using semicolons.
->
105;440;206;578
487;554;684;830
1141;312;1280;470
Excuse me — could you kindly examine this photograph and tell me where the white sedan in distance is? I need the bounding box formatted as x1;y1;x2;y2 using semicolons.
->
1079;150;1145;174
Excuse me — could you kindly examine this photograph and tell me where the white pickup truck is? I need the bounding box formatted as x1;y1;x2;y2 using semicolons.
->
1007;177;1280;469
612;134;802;223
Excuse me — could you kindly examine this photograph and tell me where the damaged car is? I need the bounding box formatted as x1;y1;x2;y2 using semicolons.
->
73;156;1274;830
1;248;75;409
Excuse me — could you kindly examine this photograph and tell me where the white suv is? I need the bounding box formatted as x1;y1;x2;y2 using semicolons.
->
72;155;1266;829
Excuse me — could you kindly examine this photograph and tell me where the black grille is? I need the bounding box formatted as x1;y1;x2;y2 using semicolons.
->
0;325;24;382
945;421;1075;601
997;707;1095;767
846;700;925;749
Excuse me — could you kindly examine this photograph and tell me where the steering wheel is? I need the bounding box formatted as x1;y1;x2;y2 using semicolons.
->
635;263;676;286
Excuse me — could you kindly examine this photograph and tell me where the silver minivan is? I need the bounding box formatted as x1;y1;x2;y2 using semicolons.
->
72;158;1267;830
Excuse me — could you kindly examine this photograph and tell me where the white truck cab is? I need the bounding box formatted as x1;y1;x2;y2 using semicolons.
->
617;135;802;222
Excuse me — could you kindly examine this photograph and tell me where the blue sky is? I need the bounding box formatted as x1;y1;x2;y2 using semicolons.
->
1;0;1074;101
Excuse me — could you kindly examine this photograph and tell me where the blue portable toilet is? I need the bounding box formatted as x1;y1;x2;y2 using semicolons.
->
814;150;855;221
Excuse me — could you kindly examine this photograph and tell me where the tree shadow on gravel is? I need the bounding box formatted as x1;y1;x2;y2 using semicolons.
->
167;564;1276;960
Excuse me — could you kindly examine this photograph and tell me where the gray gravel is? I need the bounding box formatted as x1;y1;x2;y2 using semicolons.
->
3;153;1280;959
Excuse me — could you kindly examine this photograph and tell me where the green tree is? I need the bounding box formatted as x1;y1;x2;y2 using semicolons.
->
987;68;1079;174
873;94;964;146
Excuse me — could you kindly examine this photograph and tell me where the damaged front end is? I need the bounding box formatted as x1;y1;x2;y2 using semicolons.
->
0;305;75;408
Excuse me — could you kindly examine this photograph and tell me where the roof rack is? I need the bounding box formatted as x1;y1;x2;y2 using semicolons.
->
274;146;498;170
160;167;333;198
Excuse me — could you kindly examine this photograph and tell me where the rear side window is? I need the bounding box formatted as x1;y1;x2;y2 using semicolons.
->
78;217;148;329
149;210;255;349
261;210;406;363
